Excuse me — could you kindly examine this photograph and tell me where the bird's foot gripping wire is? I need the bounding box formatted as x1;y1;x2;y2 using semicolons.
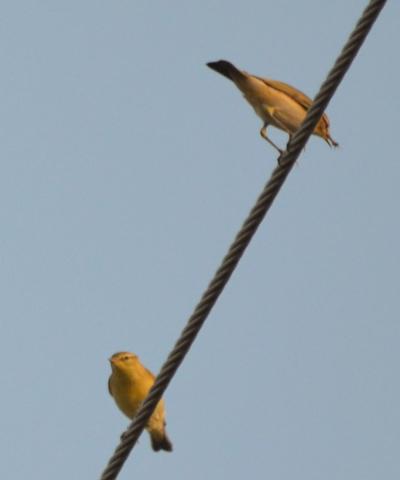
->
260;125;283;155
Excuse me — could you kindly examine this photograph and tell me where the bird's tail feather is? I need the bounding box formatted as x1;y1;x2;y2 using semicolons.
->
325;134;339;148
150;431;173;452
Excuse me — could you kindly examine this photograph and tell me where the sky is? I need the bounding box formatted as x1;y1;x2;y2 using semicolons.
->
1;1;399;479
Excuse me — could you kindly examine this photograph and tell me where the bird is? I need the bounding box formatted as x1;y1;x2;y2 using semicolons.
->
207;60;338;154
108;351;173;452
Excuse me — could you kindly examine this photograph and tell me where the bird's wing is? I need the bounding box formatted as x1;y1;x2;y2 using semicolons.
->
253;75;330;128
108;376;113;396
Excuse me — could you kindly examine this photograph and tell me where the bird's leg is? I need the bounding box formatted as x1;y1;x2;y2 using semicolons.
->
260;124;283;154
264;111;295;154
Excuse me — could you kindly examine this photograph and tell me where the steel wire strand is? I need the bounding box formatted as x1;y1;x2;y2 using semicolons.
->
100;1;387;478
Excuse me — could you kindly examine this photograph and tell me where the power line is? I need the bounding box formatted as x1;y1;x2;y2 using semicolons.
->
100;1;387;478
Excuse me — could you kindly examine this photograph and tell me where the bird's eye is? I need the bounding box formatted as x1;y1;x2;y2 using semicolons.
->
123;355;130;361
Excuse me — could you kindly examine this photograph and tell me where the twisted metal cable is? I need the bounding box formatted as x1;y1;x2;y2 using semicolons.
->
100;1;387;478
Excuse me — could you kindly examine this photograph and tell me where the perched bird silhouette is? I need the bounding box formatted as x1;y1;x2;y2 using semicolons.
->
207;60;338;153
108;351;173;452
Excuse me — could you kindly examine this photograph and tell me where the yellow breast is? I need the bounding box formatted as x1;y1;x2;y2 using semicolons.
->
109;374;150;419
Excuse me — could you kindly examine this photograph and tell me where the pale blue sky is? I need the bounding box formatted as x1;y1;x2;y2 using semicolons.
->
1;1;399;479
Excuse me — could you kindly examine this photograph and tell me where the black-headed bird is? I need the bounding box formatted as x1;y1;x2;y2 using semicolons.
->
207;60;338;153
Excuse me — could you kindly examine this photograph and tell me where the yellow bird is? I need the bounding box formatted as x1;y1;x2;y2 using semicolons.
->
108;351;173;452
207;60;338;153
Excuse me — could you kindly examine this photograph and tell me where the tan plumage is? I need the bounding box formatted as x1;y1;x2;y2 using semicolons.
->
207;60;338;153
108;351;173;452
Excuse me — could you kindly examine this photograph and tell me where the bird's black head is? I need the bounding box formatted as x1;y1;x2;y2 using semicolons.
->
206;60;236;80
